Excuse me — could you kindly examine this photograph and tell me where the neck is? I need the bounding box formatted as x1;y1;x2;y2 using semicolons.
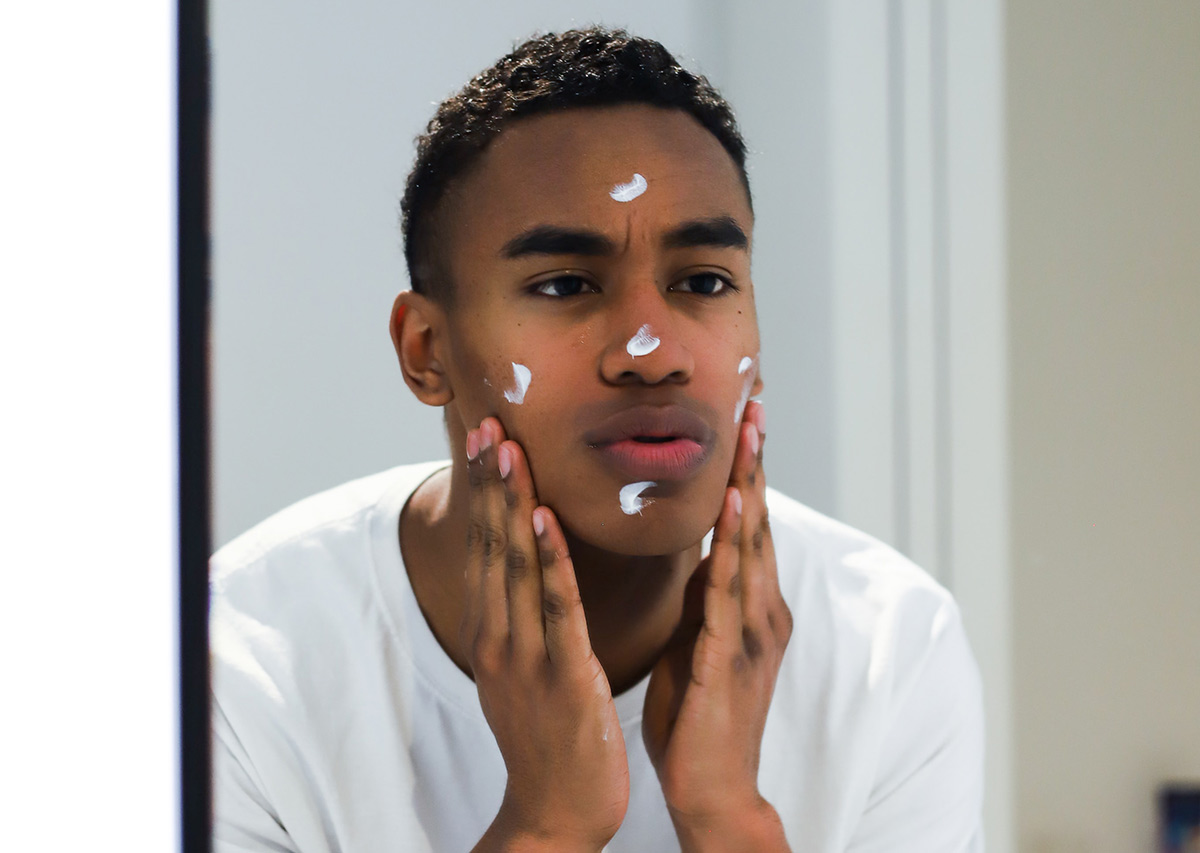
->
401;461;700;697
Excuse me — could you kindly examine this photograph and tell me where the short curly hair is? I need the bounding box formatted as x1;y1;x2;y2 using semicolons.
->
400;26;752;304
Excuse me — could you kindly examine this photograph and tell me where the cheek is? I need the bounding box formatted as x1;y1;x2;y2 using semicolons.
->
480;357;571;441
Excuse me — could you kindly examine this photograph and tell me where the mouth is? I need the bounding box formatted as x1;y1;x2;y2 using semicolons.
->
598;436;708;480
582;405;714;480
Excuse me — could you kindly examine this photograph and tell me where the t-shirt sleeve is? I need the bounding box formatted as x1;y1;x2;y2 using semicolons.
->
212;697;298;853
845;599;986;853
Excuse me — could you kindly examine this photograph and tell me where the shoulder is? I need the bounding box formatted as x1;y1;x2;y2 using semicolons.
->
209;461;447;682
764;487;972;694
211;461;445;593
765;486;954;615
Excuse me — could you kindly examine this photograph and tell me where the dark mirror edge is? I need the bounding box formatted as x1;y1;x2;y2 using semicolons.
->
179;0;212;850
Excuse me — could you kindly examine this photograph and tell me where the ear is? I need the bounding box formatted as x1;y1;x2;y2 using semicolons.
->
390;291;454;406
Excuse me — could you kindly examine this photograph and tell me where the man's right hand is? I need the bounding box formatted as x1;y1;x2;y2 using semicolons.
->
464;417;630;853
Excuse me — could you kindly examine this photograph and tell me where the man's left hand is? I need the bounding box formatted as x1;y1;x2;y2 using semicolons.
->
642;400;793;852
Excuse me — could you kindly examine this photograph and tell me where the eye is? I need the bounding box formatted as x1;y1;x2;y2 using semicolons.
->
531;275;597;298
672;272;734;296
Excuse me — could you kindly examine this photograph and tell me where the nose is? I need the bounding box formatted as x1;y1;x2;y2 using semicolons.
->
598;290;694;387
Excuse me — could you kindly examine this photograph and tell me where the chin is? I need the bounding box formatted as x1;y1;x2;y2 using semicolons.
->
557;490;723;558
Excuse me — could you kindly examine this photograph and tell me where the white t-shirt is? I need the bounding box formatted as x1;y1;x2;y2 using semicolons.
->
211;462;984;852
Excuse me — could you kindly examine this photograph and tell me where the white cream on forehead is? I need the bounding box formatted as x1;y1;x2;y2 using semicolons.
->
619;481;655;515
626;324;660;357
609;173;648;202
503;362;532;405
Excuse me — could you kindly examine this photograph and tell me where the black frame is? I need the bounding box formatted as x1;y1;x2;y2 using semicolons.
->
179;0;212;850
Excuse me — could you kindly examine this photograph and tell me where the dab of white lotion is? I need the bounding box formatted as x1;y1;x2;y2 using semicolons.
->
619;481;656;516
626;324;660;357
735;354;758;423
609;173;647;202
503;362;532;405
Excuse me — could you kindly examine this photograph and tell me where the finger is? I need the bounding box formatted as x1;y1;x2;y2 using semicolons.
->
461;427;485;649
697;486;745;679
741;401;787;645
473;418;511;644
736;402;774;641
727;417;760;498
499;438;545;659
532;506;593;669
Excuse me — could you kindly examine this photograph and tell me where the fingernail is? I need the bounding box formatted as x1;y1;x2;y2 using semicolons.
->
498;445;511;479
753;401;766;437
466;430;479;461
479;421;493;452
532;510;545;537
747;423;760;456
731;489;743;516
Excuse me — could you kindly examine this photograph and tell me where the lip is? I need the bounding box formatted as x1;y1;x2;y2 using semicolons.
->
583;404;714;480
597;437;708;480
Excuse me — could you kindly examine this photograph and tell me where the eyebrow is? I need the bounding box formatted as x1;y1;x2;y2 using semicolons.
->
662;216;748;251
499;216;748;259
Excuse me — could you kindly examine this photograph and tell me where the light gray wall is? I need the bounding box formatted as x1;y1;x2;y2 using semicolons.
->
211;1;833;548
1008;2;1200;851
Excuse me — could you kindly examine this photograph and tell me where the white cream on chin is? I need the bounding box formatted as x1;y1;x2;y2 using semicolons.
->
619;481;656;515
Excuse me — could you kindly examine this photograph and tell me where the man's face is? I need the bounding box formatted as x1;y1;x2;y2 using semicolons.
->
438;104;761;555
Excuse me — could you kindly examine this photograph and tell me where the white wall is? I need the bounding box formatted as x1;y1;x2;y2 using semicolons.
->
1008;2;1200;851
2;5;179;850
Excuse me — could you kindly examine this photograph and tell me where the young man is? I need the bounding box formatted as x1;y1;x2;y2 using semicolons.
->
212;28;984;853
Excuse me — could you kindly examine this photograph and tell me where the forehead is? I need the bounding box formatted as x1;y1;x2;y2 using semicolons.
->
440;104;752;251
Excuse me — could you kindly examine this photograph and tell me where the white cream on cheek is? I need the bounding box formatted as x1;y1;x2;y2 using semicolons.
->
609;172;647;202
503;362;532;405
626;324;660;357
619;481;656;515
734;353;759;423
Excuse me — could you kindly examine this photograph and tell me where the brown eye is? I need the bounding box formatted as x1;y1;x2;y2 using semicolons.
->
674;273;732;296
532;275;596;297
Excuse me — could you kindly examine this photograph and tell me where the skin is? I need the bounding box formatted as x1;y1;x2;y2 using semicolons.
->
390;104;793;852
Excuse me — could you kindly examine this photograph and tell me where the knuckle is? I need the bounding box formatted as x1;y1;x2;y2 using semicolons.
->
542;589;573;621
742;626;764;659
482;524;508;559
505;547;529;580
504;487;519;508
465;518;486;551
752;528;765;554
726;570;742;598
